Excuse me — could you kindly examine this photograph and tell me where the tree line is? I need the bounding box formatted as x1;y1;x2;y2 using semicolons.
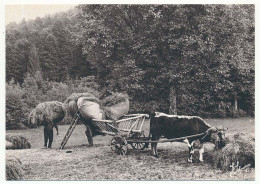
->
6;5;255;129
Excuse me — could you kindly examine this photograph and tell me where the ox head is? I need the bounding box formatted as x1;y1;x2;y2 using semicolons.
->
206;126;228;149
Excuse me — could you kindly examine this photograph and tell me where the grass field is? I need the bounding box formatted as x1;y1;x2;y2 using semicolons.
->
6;118;255;180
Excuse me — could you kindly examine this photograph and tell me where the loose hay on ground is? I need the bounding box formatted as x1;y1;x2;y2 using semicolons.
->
6;155;24;180
6;134;31;149
210;133;255;171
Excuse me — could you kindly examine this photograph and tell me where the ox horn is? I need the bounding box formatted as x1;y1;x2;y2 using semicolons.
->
206;127;218;134
216;126;228;132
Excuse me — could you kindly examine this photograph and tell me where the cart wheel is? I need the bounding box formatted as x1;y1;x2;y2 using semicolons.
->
130;131;146;150
110;136;128;155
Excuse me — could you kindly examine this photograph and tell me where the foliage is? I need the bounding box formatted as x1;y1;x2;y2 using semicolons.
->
6;74;101;129
78;4;254;116
5;5;255;129
6;79;26;129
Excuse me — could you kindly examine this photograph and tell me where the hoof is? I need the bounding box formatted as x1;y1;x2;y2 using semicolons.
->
153;154;159;158
199;159;204;162
188;159;193;163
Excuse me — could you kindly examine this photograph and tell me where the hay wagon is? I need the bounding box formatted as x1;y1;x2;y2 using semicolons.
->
60;113;149;153
61;112;210;155
92;114;149;155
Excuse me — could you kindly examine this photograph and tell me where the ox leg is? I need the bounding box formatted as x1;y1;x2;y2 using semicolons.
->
151;142;159;157
188;146;194;163
184;139;193;163
151;135;159;157
199;145;205;162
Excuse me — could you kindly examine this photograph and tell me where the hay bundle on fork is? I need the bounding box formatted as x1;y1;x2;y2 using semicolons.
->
211;133;255;171
6;134;31;149
28;101;66;127
28;109;38;127
64;92;96;118
6;155;24;180
102;93;129;120
77;96;104;120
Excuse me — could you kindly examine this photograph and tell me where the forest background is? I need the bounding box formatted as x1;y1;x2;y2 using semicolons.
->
5;5;255;129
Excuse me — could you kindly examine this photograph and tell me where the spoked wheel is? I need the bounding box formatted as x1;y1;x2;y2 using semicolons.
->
110;135;128;155
130;131;146;150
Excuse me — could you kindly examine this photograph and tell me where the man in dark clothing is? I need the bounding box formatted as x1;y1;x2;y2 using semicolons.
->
43;123;59;149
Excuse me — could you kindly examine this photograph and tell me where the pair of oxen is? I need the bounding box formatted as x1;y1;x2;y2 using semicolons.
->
148;112;227;163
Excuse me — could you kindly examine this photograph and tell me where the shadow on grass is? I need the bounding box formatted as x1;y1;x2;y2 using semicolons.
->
59;143;105;150
126;147;214;166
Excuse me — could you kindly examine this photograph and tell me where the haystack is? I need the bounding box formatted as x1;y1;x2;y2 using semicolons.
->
28;101;66;127
28;109;38;127
211;133;255;171
6;155;24;180
102;93;129;120
64;92;95;117
77;97;104;120
6;134;31;149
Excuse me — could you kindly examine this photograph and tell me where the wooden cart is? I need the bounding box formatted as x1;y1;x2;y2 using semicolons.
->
92;114;149;155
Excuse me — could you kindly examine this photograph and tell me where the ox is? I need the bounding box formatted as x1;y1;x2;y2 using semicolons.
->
149;112;227;162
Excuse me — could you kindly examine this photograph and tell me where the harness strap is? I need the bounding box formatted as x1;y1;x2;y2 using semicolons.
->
200;132;209;141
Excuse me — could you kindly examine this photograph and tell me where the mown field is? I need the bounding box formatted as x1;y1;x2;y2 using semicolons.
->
6;118;255;180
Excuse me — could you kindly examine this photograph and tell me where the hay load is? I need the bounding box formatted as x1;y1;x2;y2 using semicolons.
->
28;101;66;126
6;155;24;180
64;92;95;117
6;134;31;149
212;133;255;171
28;109;38;127
102;93;129;120
77;97;104;120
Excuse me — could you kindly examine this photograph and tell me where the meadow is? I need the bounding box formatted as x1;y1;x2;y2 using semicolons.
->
6;118;255;180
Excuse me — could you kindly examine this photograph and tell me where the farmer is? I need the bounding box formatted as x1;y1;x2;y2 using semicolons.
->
44;122;59;149
28;101;66;149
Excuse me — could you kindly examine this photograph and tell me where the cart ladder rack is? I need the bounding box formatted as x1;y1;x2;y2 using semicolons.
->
60;111;80;149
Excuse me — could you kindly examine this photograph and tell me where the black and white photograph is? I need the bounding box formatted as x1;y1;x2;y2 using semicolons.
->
2;1;257;181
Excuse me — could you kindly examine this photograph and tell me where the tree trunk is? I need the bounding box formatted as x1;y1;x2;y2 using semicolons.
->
234;96;238;112
169;86;177;115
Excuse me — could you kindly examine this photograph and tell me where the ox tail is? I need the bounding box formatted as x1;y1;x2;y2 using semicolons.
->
145;111;155;148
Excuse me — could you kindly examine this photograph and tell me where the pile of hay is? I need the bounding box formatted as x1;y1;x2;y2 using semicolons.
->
77;96;104;120
28;101;66;127
28;109;38;127
64;92;95;117
64;92;130;121
6;155;24;180
6;134;31;149
211;133;255;171
102;93;129;120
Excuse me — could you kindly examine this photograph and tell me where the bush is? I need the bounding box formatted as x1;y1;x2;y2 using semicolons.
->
5;74;103;130
6;79;26;129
